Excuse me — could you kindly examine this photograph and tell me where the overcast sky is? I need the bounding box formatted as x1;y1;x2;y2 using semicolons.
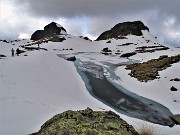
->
0;0;180;46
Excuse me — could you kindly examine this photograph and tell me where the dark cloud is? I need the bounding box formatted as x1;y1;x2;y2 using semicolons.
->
16;0;179;20
1;0;180;46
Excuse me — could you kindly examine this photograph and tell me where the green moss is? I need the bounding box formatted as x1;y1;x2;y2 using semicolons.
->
29;108;139;135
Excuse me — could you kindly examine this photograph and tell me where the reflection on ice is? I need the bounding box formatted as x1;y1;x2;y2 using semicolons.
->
80;61;105;79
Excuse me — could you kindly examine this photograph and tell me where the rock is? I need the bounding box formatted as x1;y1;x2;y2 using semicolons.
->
106;40;111;43
83;36;89;40
31;30;44;41
2;40;9;43
101;47;112;52
170;78;180;81
159;55;168;60
170;114;180;125
0;54;6;57
31;22;67;40
96;21;149;40
66;56;76;61
44;22;66;36
170;86;178;91
49;36;66;42
84;36;92;41
101;52;110;55
135;46;169;53
29;108;139;135
79;36;92;41
18;49;26;54
121;52;136;58
23;46;47;51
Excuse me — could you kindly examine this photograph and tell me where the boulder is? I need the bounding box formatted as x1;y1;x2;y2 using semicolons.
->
31;30;44;41
121;52;137;58
170;78;180;81
101;47;112;52
170;86;178;91
79;36;92;41
84;36;91;41
159;55;168;60
66;56;76;61
29;108;139;135
96;21;149;40
106;40;111;43
2;40;9;43
0;54;6;57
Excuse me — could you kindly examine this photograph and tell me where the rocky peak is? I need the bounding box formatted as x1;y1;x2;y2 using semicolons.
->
31;22;67;40
96;21;149;41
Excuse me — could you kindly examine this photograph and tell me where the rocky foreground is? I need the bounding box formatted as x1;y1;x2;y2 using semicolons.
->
30;108;139;135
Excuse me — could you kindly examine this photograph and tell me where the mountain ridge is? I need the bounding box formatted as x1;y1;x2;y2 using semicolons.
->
96;21;149;41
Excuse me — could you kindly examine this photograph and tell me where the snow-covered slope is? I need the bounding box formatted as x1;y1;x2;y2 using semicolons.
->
0;27;180;135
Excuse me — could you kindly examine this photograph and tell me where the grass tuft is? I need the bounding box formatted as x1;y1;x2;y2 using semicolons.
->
136;123;166;135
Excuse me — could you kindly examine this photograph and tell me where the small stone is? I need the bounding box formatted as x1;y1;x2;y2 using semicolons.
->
170;86;178;91
66;56;76;61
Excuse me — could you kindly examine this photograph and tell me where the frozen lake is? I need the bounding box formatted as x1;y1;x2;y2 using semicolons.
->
72;57;175;127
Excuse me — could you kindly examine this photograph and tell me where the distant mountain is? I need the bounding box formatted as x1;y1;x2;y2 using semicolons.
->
96;21;149;41
31;22;67;40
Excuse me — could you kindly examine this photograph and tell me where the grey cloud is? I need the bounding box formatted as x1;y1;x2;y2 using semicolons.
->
15;0;180;20
2;0;180;47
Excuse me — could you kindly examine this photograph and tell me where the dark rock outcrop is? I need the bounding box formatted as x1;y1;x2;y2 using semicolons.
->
80;36;92;41
96;21;149;41
102;47;112;52
101;47;112;55
121;52;137;58
0;54;6;57
49;36;66;42
135;46;169;53
44;22;66;37
2;40;9;43
170;86;178;91
30;108;139;135
66;56;76;61
170;78;180;82
31;30;44;41
31;22;67;40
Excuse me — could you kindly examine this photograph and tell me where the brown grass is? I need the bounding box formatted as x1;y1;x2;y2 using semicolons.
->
136;123;166;135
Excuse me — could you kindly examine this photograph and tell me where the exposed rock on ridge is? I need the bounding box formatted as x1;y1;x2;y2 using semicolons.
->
96;21;149;41
31;22;67;40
